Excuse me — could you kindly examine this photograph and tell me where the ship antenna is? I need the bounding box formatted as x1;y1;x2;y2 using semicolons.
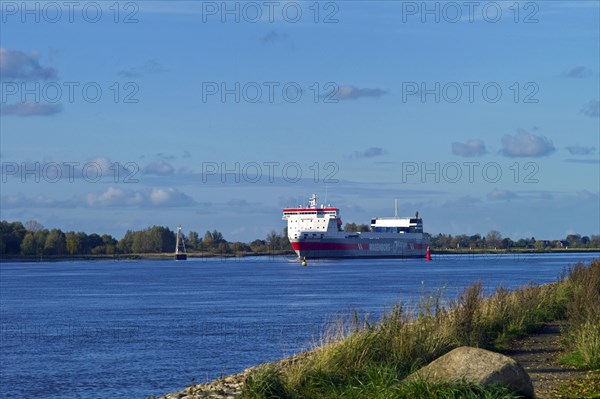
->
394;198;398;218
325;184;328;207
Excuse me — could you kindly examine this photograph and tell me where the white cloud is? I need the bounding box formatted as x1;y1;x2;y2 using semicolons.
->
577;190;599;202
143;160;175;176
487;188;517;201
149;187;192;206
331;85;388;101
442;195;481;208
564;66;593;78
500;129;555;158
350;147;387;159
565;145;596;155
118;59;166;78
83;187;194;207
1;187;195;209
451;139;487;157
0;102;62;117
581;100;600;118
262;30;290;44
1;193;66;208
0;48;57;80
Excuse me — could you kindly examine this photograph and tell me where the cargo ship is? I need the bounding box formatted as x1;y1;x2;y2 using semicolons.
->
283;195;429;259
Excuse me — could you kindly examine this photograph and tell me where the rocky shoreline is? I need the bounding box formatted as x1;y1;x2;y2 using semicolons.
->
150;353;308;399
150;368;251;399
149;322;595;399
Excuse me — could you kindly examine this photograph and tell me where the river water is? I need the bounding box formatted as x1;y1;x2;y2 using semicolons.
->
1;253;598;398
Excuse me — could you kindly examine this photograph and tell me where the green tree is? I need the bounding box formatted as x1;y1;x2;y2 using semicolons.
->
33;230;48;256
18;229;48;256
150;226;176;252
431;233;451;249
132;231;147;253
566;234;582;248
20;233;37;256
469;234;482;248
84;233;104;254
116;226;175;254
202;230;214;249
216;242;231;254
211;230;224;243
343;223;369;232
451;234;470;249
187;231;201;251
65;232;81;255
118;231;134;253
249;239;266;252
0;221;26;255
44;229;66;255
344;222;358;232
102;234;117;254
202;230;225;250
501;237;514;249
266;230;282;250
230;242;251;252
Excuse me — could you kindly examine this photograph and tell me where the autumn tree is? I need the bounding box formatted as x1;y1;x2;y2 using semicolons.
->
485;230;502;249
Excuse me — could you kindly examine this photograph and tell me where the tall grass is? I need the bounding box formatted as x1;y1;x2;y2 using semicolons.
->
561;260;600;370
241;259;600;398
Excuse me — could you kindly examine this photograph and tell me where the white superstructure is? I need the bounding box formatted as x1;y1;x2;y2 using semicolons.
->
283;195;428;258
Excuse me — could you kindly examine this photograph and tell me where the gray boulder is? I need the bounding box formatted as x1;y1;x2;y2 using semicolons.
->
406;346;534;398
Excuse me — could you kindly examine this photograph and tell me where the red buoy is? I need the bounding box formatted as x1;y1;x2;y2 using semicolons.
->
425;246;432;261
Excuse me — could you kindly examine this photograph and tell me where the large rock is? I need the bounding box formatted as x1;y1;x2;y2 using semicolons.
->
406;346;534;398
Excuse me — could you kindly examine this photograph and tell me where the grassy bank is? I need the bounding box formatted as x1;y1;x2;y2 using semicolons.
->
0;250;296;262
241;259;600;399
2;249;598;263
433;248;600;255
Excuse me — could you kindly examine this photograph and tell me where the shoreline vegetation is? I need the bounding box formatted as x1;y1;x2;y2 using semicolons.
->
1;247;600;263
2;220;599;262
153;259;600;399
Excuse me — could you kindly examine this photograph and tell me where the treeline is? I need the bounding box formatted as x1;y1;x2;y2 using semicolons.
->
2;220;599;257
343;223;370;232
341;223;600;250
428;230;600;250
177;229;289;254
0;220;118;256
0;220;290;257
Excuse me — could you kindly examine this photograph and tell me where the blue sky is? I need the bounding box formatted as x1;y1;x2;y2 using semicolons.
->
1;0;599;242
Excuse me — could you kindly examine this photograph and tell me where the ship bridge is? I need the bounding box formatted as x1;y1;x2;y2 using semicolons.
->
282;194;341;238
370;214;423;234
